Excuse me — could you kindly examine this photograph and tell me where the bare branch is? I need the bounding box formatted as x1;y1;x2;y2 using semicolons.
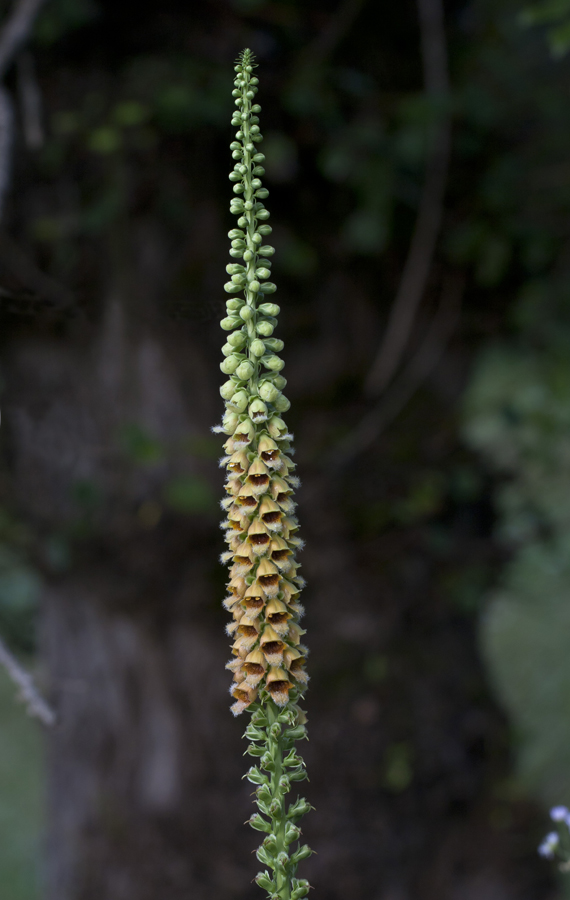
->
0;0;47;81
365;0;451;397
0;634;56;726
327;273;463;471
17;50;43;149
0;86;13;219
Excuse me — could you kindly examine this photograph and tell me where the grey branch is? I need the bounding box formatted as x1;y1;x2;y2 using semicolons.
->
0;0;47;80
365;0;451;396
327;273;463;471
0;86;13;219
0;634;56;726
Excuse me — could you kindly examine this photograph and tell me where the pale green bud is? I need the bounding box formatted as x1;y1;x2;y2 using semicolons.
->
229;172;241;182
239;305;253;320
265;338;284;351
221;342;234;357
258;302;280;316
236;360;255;380
256;188;269;199
252;166;265;176
255;267;271;279
220;355;240;374
224;281;243;293
238;216;247;227
252;152;264;160
256;320;274;337
220;315;241;330
252;232;262;244
243;250;254;261
220;380;236;400
229;249;244;258
250;339;266;357
231;273;246;284
233;184;245;195
251;178;262;189
274;394;290;412
284;824;301;845
255;873;275;892
256;209;270;220
231;390;249;411
226;299;243;312
260;282;276;293
258;224;272;235
291;845;312;864
267;416;288;439
222;411;239;434
258;244;274;256
291;883;310;900
227;330;246;348
231;238;245;249
249;399;268;422
250;281;260;292
263;355;285;372
226;263;245;275
259;381;279;402
228;228;244;239
272;375;287;390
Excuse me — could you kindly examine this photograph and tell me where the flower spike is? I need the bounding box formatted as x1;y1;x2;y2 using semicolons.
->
215;47;312;900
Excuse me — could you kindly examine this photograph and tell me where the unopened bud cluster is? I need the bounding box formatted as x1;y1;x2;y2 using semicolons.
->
215;49;312;899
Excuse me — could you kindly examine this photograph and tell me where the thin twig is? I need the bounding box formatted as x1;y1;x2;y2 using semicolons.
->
0;634;56;726
0;86;13;219
17;50;43;149
327;273;463;471
0;0;47;80
365;0;451;396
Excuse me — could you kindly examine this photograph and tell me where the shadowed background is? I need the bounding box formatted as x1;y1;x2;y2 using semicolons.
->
0;0;568;898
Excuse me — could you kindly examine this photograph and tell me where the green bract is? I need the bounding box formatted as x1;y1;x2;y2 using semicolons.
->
213;48;312;900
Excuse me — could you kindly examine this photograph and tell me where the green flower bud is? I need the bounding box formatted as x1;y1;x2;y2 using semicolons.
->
249;813;272;833
258;302;280;316
243;249;254;261
231;273;246;285
249;399;268;422
233;183;245;194
237;216;247;227
244;200;254;210
226;298;243;311
256;189;269;199
228;229;244;239
291;883;310;900
250;339;266;357
260;282;277;293
255;872;275;892
256;320;274;337
229;172;241;182
220;380;236;400
286;798;311;820
291;845;312;864
251;178;262;189
253;152;264;161
230;390;249;411
258;223;272;234
227;330;247;348
256;267;272;280
220;316;241;330
252;166;265;176
224;281;243;294
229;249;244;258
284;824;301;845
274;394;290;412
263;355;285;372
230;141;241;150
220;355;240;375
239;305;253;320
272;375;287;390
259;381;279;402
234;417;255;444
222;411;239;434
236;360;255;380
256;209;270;220
267;415;288;439
252;232;262;244
250;281;260;292
221;342;234;357
258;244;274;256
226;263;245;275
265;338;284;351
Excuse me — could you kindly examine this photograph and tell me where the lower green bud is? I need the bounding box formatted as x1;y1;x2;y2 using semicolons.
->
256;320;274;337
227;330;247;347
220;356;240;374
221;342;234;357
259;381;280;402
255;872;275;892
226;298;243;311
258;302;280;316
251;339;266;358
291;845;312;864
240;306;253;320
274;394;291;412
250;280;261;292
224;281;243;293
263;355;285;372
220;316;242;330
230;390;249;412
249;813;272;833
272;375;287;390
236;360;255;380
220;380;236;401
222;412;238;434
260;282;277;293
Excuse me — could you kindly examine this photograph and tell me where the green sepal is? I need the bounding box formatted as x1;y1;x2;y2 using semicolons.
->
255;871;276;892
246;766;269;785
249;813;272;833
256;845;276;867
288;767;308;782
290;845;312;865
286;797;312;820
245;724;267;741
246;743;265;757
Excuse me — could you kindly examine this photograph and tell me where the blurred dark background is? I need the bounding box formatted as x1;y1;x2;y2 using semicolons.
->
0;0;569;897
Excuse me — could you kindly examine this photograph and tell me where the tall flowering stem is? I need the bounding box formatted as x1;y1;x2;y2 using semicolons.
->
214;49;312;900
